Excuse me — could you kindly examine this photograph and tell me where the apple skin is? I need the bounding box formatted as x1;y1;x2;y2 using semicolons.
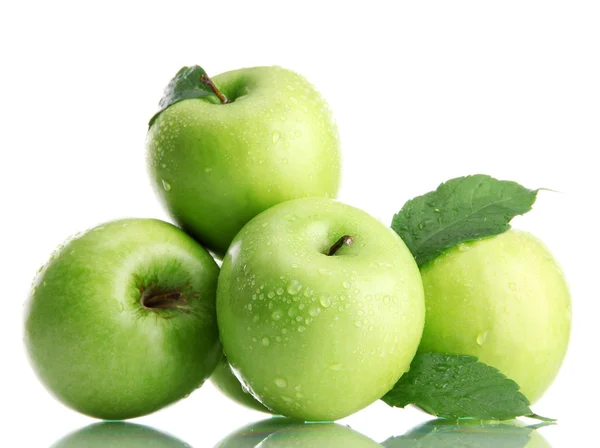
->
51;422;189;448
211;355;272;413
24;219;221;420
217;197;425;421
147;66;341;258
418;229;571;403
216;418;380;448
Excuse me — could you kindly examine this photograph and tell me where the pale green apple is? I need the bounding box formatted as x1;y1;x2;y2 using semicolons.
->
24;219;221;420
217;197;425;421
52;422;189;448
419;229;571;403
211;355;271;413
216;418;380;447
147;66;341;258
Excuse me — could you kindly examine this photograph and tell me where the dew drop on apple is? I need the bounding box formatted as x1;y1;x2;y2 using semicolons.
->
161;179;171;191
329;363;343;371
308;306;321;317
275;378;287;388
343;281;351;289
287;280;302;295
272;131;281;143
318;268;331;276
319;296;331;308
297;326;306;332
476;331;488;346
261;337;270;347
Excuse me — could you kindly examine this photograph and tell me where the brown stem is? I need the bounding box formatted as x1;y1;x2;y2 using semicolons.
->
200;74;230;104
328;235;355;256
141;291;186;310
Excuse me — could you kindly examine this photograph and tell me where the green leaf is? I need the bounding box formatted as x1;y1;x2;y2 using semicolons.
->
381;353;552;421
382;420;541;448
391;175;538;266
148;65;216;127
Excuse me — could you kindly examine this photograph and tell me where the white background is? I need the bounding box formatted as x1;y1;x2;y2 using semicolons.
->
1;1;598;446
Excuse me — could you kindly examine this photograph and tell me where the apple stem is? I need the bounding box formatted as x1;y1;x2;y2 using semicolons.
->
141;291;186;310
200;74;230;104
328;235;355;256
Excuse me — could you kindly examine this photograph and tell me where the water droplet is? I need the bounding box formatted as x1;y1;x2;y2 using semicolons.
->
329;363;343;371
272;310;282;320
287;280;302;295
342;281;351;289
319;296;331;308
275;378;287;388
295;316;303;322
508;282;517;291
291;263;299;269
282;396;293;403
297;326;306;332
318;268;331;276
354;320;363;328
262;222;269;228
204;167;213;173
476;331;488;345
262;337;270;346
277;288;284;295
268;291;275;298
253;315;260;323
458;244;471;252
308;306;321;317
272;131;281;143
161;163;166;168
161;179;171;191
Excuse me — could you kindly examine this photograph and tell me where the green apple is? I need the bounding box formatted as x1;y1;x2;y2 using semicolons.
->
211;355;272;413
383;419;551;447
217;197;425;421
24;219;221;420
418;229;571;403
52;422;189;448
147;66;341;258
216;418;380;448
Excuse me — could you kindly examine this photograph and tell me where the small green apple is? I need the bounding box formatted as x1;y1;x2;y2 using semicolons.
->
52;422;189;448
24;219;221;420
418;229;571;403
211;355;271;413
216;418;380;448
147;66;341;258
217;197;425;421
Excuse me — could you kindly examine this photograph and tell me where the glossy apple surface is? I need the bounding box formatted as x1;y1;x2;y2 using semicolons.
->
419;229;571;403
217;197;425;421
52;422;189;448
211;355;271;413
147;66;341;257
25;219;221;419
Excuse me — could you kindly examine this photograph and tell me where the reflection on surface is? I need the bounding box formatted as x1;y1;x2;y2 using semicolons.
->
382;419;552;448
51;421;190;448
215;417;379;447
